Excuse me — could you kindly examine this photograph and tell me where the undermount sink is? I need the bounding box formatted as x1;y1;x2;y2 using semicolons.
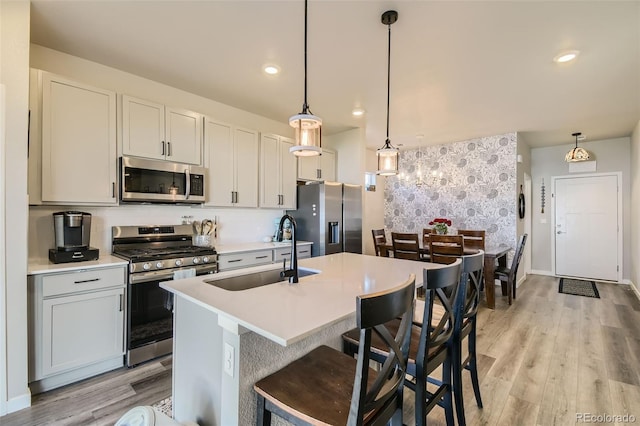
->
204;268;319;291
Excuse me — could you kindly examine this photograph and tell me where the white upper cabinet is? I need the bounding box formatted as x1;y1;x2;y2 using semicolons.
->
260;134;297;209
297;148;336;182
39;71;118;205
204;117;259;207
122;95;202;165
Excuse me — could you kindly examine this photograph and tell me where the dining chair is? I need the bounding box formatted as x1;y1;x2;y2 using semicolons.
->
391;232;423;261
254;275;416;425
495;234;528;304
422;227;434;247
457;229;486;251
429;234;465;264
372;228;388;257
451;251;484;425
342;261;462;426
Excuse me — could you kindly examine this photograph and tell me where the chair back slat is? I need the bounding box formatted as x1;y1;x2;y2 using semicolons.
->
391;232;421;260
458;229;486;250
457;251;484;324
429;234;464;264
371;229;387;257
350;275;415;424
508;234;528;282
422;228;434;247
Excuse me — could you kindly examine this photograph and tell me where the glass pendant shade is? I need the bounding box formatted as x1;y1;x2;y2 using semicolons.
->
565;132;590;162
565;147;590;162
377;140;399;175
289;113;322;156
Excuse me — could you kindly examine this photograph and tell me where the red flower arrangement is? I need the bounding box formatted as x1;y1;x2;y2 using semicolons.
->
429;218;452;234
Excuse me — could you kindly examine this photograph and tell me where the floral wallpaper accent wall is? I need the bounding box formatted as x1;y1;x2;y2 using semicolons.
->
384;133;517;249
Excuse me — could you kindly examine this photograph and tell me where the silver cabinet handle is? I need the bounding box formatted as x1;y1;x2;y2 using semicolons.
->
255;255;269;259
317;169;321;179
112;182;116;198
167;142;172;156
228;259;242;263
185;169;191;200
119;294;123;312
162;141;166;156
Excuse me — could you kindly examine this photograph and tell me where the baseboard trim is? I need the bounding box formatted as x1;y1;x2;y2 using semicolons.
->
529;269;554;277
627;280;640;302
5;391;31;414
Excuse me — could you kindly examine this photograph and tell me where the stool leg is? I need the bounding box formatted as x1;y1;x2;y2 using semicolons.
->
256;395;271;426
468;322;483;408
442;357;455;426
452;338;467;426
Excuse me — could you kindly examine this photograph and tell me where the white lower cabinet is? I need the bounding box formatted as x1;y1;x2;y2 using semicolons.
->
29;265;126;393
273;246;312;263
218;250;273;272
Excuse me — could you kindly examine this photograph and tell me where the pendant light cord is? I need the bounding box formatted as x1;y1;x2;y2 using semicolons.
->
302;0;309;114
385;20;391;143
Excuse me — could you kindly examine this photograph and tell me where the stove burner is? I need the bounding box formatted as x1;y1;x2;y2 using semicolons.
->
113;245;215;261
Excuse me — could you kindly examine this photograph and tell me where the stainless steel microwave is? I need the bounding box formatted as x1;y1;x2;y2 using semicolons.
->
120;156;206;204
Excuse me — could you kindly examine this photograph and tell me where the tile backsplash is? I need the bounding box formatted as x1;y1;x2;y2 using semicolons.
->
384;132;517;249
29;204;283;259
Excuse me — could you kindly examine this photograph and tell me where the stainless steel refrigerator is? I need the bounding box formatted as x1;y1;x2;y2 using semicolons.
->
287;182;362;257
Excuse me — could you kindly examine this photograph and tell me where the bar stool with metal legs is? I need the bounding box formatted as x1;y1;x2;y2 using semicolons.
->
342;261;462;426
254;275;416;425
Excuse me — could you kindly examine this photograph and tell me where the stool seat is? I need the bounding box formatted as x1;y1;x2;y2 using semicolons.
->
254;345;378;425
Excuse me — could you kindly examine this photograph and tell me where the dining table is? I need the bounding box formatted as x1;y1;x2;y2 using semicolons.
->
378;242;510;309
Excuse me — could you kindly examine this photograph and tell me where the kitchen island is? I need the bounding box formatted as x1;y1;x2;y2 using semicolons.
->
161;253;440;425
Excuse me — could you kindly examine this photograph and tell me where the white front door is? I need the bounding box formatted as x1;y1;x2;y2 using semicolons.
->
554;174;619;281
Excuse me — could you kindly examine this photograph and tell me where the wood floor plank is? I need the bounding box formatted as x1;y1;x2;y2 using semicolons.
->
509;328;555;404
601;325;640;386
496;395;539;426
608;379;640;426
615;304;640;338
464;376;513;426
576;351;613;420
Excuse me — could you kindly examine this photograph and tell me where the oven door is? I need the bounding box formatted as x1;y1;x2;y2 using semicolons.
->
127;264;217;366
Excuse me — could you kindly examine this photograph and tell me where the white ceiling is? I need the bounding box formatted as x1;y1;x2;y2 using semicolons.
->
30;0;640;149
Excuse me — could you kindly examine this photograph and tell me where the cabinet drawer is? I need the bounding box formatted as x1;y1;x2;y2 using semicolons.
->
219;250;273;270
274;246;312;261
42;267;126;298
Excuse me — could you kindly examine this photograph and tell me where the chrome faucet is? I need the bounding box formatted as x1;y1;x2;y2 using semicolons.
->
278;214;298;283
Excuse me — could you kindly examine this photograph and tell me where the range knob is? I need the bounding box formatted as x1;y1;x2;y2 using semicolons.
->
142;263;151;271
192;257;200;264
175;259;183;267
156;261;164;269
202;256;210;263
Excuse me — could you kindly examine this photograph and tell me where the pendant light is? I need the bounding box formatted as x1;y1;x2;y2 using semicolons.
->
289;0;322;157
565;132;590;162
377;10;399;176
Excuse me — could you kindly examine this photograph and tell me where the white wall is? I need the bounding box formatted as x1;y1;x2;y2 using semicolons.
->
630;119;640;291
530;137;631;279
323;128;365;185
362;149;386;255
1;0;31;415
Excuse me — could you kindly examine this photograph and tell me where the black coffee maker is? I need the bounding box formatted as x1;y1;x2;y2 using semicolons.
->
49;211;99;263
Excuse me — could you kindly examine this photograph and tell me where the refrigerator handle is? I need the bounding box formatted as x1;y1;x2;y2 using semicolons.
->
328;221;340;245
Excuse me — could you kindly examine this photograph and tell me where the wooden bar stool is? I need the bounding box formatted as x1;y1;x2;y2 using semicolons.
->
254;275;416;425
342;261;462;426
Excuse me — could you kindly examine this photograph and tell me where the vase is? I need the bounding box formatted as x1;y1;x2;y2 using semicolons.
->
435;227;448;235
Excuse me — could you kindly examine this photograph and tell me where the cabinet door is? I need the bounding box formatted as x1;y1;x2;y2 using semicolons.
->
41;288;124;377
233;127;259;207
321;149;336;182
280;137;297;208
260;134;281;208
205;118;234;206
165;107;202;165
122;95;165;161
41;73;117;204
297;156;320;181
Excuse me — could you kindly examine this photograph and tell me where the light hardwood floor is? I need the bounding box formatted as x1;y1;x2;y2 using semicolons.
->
3;274;640;425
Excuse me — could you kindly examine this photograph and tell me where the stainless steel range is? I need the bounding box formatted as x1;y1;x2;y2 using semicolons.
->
112;224;217;367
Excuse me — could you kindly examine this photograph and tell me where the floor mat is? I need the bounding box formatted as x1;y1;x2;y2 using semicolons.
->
558;277;600;298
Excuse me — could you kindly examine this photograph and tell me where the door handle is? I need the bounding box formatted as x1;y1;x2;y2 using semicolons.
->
557;231;565;234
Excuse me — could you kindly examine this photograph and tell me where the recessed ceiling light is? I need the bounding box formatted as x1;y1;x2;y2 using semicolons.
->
352;108;365;117
263;65;280;75
553;50;580;63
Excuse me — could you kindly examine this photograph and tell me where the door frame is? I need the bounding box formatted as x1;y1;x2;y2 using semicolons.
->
524;173;532;275
551;172;623;282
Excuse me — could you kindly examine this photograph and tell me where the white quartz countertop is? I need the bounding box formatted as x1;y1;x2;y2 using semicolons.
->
216;241;312;255
161;253;441;346
28;255;129;275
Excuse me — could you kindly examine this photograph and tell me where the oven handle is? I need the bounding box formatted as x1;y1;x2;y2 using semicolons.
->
129;264;218;284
